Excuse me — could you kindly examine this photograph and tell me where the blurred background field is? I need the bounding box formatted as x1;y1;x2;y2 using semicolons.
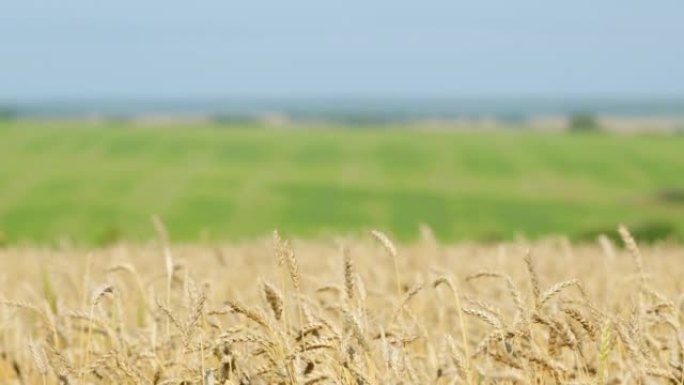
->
1;119;683;245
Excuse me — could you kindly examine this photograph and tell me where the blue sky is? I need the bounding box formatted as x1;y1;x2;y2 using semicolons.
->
1;0;683;100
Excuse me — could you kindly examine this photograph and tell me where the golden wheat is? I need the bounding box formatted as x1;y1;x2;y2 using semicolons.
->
0;228;682;384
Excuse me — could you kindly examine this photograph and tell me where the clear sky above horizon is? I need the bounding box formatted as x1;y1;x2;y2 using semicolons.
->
1;0;683;100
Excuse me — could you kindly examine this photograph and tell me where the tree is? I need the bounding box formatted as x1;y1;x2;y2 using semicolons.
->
569;113;599;133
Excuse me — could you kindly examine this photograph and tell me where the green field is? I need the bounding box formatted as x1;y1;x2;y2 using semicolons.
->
0;120;683;245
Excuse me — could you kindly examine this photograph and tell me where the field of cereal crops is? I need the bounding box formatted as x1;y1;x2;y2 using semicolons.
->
1;227;683;384
1;120;684;245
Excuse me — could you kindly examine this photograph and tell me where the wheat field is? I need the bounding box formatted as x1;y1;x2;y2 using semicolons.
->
1;226;683;385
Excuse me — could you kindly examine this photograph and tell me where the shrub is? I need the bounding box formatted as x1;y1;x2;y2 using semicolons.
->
0;106;16;121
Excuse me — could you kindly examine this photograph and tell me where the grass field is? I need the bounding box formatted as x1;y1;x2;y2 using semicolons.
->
1;120;683;245
1;229;683;384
